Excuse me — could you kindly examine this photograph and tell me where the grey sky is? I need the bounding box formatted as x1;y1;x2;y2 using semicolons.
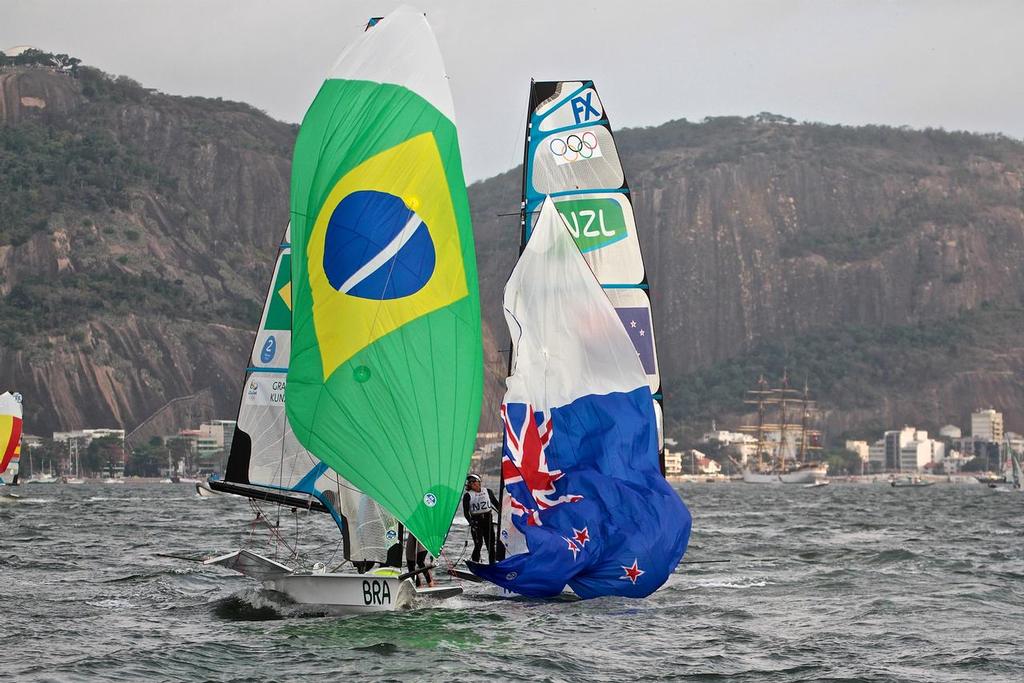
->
4;0;1022;181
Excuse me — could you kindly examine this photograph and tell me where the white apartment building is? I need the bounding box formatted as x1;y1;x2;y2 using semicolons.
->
701;430;758;463
972;409;1004;442
53;428;126;445
868;439;886;471
869;427;944;472
663;449;683;475
900;439;933;471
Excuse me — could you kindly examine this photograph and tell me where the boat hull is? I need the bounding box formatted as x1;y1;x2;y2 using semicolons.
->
266;573;417;613
204;549;452;614
743;464;828;484
195;482;218;497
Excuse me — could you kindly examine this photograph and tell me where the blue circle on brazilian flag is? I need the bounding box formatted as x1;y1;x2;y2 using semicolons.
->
323;190;436;300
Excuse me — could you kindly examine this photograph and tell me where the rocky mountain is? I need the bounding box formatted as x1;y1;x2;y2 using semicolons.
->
2;61;1023;442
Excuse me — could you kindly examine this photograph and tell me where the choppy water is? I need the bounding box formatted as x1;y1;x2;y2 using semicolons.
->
2;481;1022;681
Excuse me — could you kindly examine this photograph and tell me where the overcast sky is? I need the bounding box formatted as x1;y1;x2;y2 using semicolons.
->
4;0;1022;181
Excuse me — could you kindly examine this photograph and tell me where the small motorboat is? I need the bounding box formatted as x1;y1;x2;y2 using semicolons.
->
890;476;933;488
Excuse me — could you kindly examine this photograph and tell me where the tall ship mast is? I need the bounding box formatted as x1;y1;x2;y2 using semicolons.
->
739;374;826;484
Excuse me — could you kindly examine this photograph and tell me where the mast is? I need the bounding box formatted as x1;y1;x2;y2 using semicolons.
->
495;79;541;564
741;375;773;470
777;372;789;472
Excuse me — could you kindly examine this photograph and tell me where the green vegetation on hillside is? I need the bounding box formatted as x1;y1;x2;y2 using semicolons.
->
671;305;1024;439
0;270;260;346
0;122;165;245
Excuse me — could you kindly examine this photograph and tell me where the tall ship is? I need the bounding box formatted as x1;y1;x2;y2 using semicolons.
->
739;374;827;484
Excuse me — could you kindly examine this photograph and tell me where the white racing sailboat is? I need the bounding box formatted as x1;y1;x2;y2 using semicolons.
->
465;81;690;599
202;7;483;613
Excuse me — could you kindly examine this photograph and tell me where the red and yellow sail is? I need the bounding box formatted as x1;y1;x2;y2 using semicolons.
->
0;391;23;477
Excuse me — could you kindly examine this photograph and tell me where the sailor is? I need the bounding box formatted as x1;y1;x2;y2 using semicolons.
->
404;533;434;587
462;473;499;563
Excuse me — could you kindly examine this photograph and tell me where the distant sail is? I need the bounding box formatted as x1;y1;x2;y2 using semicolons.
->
287;8;483;555
520;80;663;449
470;199;690;598
0;391;23;484
215;225;398;564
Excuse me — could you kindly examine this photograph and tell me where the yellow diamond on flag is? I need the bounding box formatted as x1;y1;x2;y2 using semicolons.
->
278;282;292;311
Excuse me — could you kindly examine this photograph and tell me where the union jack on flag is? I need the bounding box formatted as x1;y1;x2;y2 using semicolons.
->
501;403;582;526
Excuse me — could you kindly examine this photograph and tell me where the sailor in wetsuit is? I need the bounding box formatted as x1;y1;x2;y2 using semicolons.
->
462;473;499;563
404;533;433;587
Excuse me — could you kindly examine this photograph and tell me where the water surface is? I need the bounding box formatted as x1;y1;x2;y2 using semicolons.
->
2;482;1021;681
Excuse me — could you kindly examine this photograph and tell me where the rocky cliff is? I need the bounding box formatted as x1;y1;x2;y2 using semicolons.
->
2;64;1023;441
0;65;291;432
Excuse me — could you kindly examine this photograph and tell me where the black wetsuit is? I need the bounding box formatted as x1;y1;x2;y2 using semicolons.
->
462;486;499;563
404;534;431;587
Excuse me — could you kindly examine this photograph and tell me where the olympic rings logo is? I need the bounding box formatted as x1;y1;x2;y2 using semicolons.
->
549;131;600;162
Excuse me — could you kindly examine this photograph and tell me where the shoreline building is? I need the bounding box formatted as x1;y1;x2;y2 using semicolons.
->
971;409;1003;443
172;419;237;476
701;429;758;464
868;427;944;473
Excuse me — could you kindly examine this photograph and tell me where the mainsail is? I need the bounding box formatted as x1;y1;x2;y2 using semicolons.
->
287;7;483;555
520;80;663;447
0;391;22;485
496;80;668;562
213;225;398;565
470;199;690;598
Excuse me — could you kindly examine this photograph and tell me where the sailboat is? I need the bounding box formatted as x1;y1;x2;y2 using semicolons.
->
203;7;483;613
0;391;23;499
468;81;690;598
985;446;1022;491
741;376;828;484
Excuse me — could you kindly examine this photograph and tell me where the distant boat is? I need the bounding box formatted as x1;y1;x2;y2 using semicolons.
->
890;475;932;488
740;376;828;484
986;450;1022;492
0;391;23;487
804;479;830;488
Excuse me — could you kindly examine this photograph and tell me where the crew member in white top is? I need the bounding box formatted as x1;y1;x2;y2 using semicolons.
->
462;473;499;563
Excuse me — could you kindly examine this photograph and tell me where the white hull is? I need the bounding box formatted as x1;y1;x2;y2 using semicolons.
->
195;482;219;497
267;573;416;613
205;549;456;614
743;464;828;484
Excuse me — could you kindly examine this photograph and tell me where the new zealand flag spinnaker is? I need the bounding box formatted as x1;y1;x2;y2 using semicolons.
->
469;199;690;598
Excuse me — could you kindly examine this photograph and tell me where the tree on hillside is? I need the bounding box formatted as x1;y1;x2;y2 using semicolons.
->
86;435;125;477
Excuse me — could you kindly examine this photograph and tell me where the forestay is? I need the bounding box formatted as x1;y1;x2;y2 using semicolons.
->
287;7;484;555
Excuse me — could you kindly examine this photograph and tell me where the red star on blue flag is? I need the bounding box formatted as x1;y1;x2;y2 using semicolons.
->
572;527;590;546
620;558;645;584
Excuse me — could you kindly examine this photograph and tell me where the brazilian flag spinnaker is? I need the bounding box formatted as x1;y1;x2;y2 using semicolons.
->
287;8;483;555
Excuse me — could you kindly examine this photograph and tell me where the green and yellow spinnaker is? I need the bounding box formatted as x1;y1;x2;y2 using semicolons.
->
287;8;483;555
